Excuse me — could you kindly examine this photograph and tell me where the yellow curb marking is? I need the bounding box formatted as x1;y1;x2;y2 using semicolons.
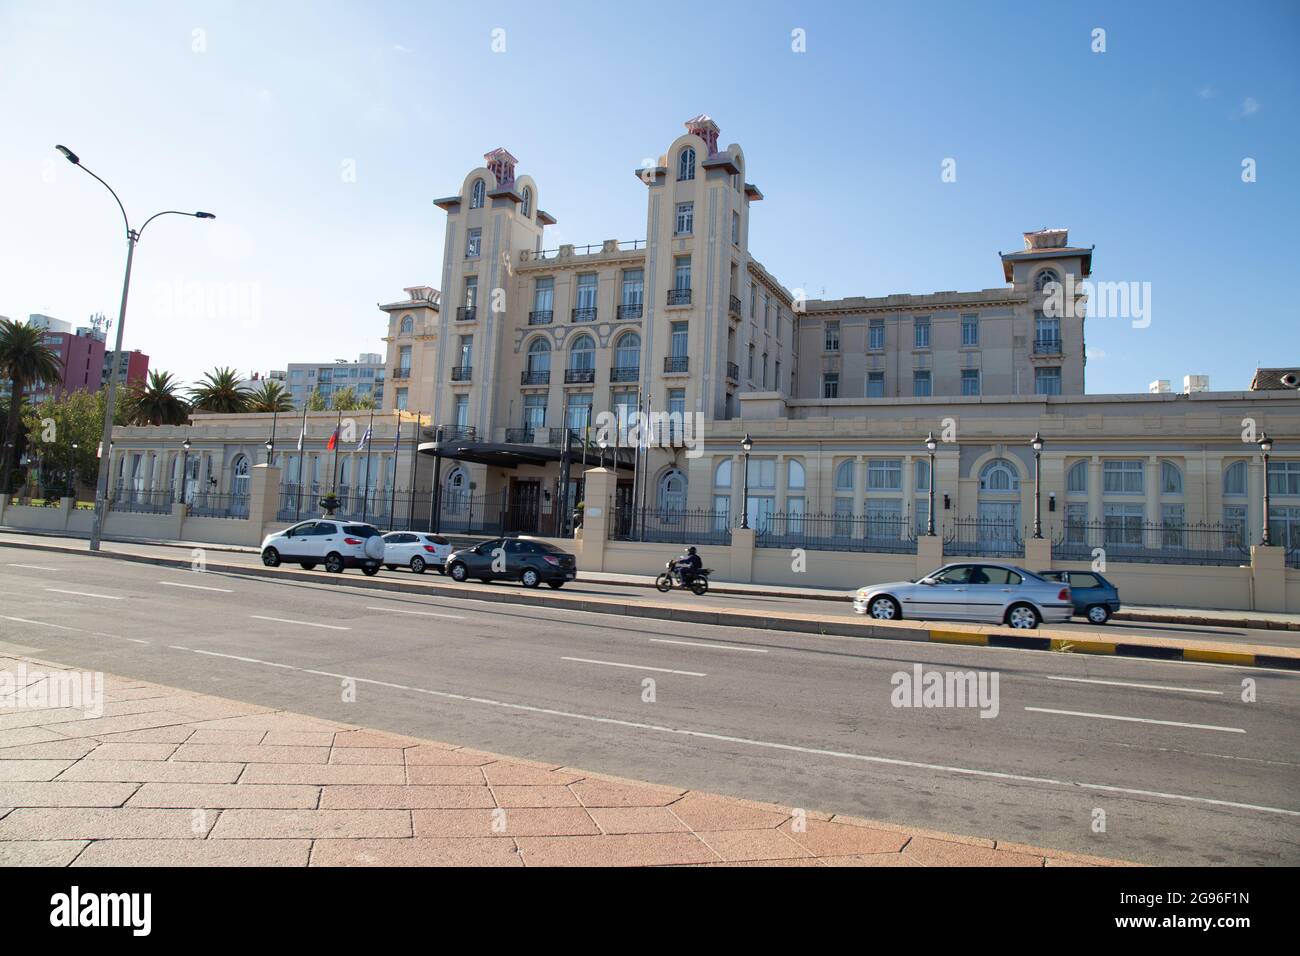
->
1050;638;1115;655
1182;648;1256;667
929;631;987;646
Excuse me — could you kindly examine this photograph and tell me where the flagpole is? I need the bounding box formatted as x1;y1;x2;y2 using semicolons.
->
388;411;401;529
407;411;420;531
361;409;375;523
294;402;307;522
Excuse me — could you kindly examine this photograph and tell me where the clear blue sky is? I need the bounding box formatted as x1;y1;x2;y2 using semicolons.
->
2;0;1296;392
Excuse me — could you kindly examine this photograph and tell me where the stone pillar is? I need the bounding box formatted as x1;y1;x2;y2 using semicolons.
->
730;526;756;583
247;463;281;546
1251;545;1286;613
916;532;944;578
1087;455;1102;523
579;466;614;572
1024;535;1052;573
1145;454;1160;529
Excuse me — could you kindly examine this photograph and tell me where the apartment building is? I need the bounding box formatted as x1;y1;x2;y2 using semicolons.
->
285;354;386;408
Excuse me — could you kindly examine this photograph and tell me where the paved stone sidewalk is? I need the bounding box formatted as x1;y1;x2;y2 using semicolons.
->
0;655;1132;867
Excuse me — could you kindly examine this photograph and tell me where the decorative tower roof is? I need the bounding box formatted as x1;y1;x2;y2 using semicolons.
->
1022;228;1069;251
484;148;518;188
684;114;720;155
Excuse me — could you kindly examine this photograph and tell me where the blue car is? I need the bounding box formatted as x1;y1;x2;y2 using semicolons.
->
1037;570;1121;624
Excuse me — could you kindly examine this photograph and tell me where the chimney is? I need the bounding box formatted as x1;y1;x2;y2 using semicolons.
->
684;114;721;155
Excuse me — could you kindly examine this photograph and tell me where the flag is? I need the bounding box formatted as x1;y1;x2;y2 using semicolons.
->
327;426;340;451
357;425;372;452
297;422;306;451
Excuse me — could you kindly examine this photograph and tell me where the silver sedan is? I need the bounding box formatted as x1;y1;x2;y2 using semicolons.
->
853;562;1073;629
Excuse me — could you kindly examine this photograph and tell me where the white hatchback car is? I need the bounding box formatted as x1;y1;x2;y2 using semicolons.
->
260;520;386;575
381;532;452;574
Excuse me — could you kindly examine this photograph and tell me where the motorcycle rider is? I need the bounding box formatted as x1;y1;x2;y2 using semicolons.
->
674;546;703;588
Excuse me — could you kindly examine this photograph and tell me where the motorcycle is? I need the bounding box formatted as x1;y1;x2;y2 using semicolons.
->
655;559;712;595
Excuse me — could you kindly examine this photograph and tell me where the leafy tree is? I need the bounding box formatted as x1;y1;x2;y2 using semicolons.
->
0;318;64;492
248;379;294;413
122;370;190;426
19;390;110;497
188;367;250;414
305;387;329;411
329;386;375;411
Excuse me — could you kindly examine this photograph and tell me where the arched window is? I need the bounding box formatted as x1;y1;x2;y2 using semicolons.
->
1066;460;1088;494
399;314;414;334
979;458;1021;492
521;186;532;218
678;147;696;181
1223;461;1247;497
470;178;485;209
569;333;595;370
787;458;806;490
1034;268;1061;292
526;337;551;372
614;332;640;371
834;459;855;492
1160;460;1184;495
232;455;250;498
445;467;468;513
714;459;732;489
659;468;687;511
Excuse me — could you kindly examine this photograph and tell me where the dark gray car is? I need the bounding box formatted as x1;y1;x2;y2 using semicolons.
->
1038;570;1121;624
445;536;577;588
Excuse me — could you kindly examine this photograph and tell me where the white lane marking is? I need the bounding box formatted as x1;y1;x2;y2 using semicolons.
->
126;639;151;645
0;615;80;631
250;615;350;631
189;648;297;669
1025;707;1245;734
149;642;1300;818
45;588;122;601
157;581;234;593
6;564;59;571
365;606;464;620
561;656;705;677
1046;675;1223;696
650;638;768;654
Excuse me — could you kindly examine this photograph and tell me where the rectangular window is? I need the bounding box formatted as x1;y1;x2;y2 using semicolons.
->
1064;503;1088;544
523;394;547;429
833;497;854;537
534;277;554;312
731;211;740;245
961;314;979;346
713;495;732;528
1103;502;1146;546
675;203;693;235
565;393;593;432
1035;311;1061;350
1224;504;1248;547
1269;505;1300;551
1035;367;1062;395
869;320;885;351
670;321;689;358
465;228;481;258
463;276;478;307
866;371;885;398
867;459;903;491
674;256;691;290
914;317;930;349
913;370;932;397
960;368;980;395
454;395;469;428
822;373;839;399
458;335;473;368
395;388;408;411
824;321;840;352
621;269;644;306
575;273;598;310
1103;460;1145;495
752;459;777;490
1161;504;1186;546
865;499;903;540
1268;460;1300;496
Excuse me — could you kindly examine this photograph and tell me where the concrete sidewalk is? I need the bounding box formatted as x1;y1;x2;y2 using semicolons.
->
0;655;1132;867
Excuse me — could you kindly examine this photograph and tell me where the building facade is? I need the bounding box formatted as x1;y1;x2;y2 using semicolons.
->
285;354;386;409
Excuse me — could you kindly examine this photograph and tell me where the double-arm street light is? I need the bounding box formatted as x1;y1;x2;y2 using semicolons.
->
1259;431;1273;546
739;433;753;529
55;145;214;551
1031;431;1044;539
924;431;937;536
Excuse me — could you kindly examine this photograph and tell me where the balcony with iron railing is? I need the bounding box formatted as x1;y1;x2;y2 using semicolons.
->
564;367;596;385
728;294;742;316
391;367;411;380
520;239;646;264
505;427;536;444
456;306;477;321
520;369;550;386
726;361;739;382
610;366;639;383
664;355;689;374
528;310;554;325
435;425;477;442
451;366;472;382
1033;336;1063;355
666;288;692;306
571;307;597;323
617;303;643;320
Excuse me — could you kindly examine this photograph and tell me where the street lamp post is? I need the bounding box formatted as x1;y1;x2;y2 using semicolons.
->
924;431;937;536
598;438;608;470
70;441;79;500
1031;431;1044;539
739;434;753;530
178;438;191;504
1259;431;1273;546
55;145;213;551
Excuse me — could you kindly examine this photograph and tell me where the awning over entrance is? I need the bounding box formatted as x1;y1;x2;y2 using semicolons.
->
416;438;635;471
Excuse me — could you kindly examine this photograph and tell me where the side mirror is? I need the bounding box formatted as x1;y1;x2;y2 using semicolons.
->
919;577;937;586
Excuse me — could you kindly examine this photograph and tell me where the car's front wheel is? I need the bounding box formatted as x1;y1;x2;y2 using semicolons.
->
1005;603;1041;629
449;562;468;582
868;596;901;620
325;552;345;574
1086;604;1111;625
362;566;379;576
521;568;540;588
410;556;426;574
547;581;564;589
261;547;281;567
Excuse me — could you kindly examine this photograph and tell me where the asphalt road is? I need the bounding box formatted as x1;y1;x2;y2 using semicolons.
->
2;542;1298;865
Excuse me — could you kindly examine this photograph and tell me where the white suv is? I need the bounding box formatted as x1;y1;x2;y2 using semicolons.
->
382;532;452;574
261;520;386;575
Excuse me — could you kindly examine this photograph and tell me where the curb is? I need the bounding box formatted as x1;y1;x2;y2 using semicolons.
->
18;536;1300;670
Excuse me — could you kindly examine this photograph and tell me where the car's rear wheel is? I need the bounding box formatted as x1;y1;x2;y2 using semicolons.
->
521;568;540;588
362;566;379;576
449;562;468;582
261;547;280;567
1086;604;1111;625
325;552;345;574
655;573;673;592
299;562;316;570
410;556;426;574
1006;603;1041;629
868;596;901;620
547;581;564;589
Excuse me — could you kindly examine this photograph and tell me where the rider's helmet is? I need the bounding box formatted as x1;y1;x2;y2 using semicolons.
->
686;546;697;555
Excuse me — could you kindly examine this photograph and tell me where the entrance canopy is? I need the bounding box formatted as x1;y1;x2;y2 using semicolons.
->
417;437;635;471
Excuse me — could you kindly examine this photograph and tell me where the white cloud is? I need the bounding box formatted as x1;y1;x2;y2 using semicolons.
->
1240;96;1261;116
1197;86;1214;99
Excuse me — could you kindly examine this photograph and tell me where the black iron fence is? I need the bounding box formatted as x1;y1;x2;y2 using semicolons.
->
944;517;1024;557
757;511;918;554
1052;519;1250;567
612;506;732;546
187;492;249;519
109;490;175;515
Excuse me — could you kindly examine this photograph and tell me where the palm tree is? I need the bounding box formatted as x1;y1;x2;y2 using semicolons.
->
123;370;190;426
247;379;294;413
188;367;250;414
0;319;64;492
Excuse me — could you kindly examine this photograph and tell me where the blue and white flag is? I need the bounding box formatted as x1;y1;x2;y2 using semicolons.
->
357;425;372;451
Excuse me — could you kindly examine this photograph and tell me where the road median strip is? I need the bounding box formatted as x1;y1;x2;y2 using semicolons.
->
13;536;1300;670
